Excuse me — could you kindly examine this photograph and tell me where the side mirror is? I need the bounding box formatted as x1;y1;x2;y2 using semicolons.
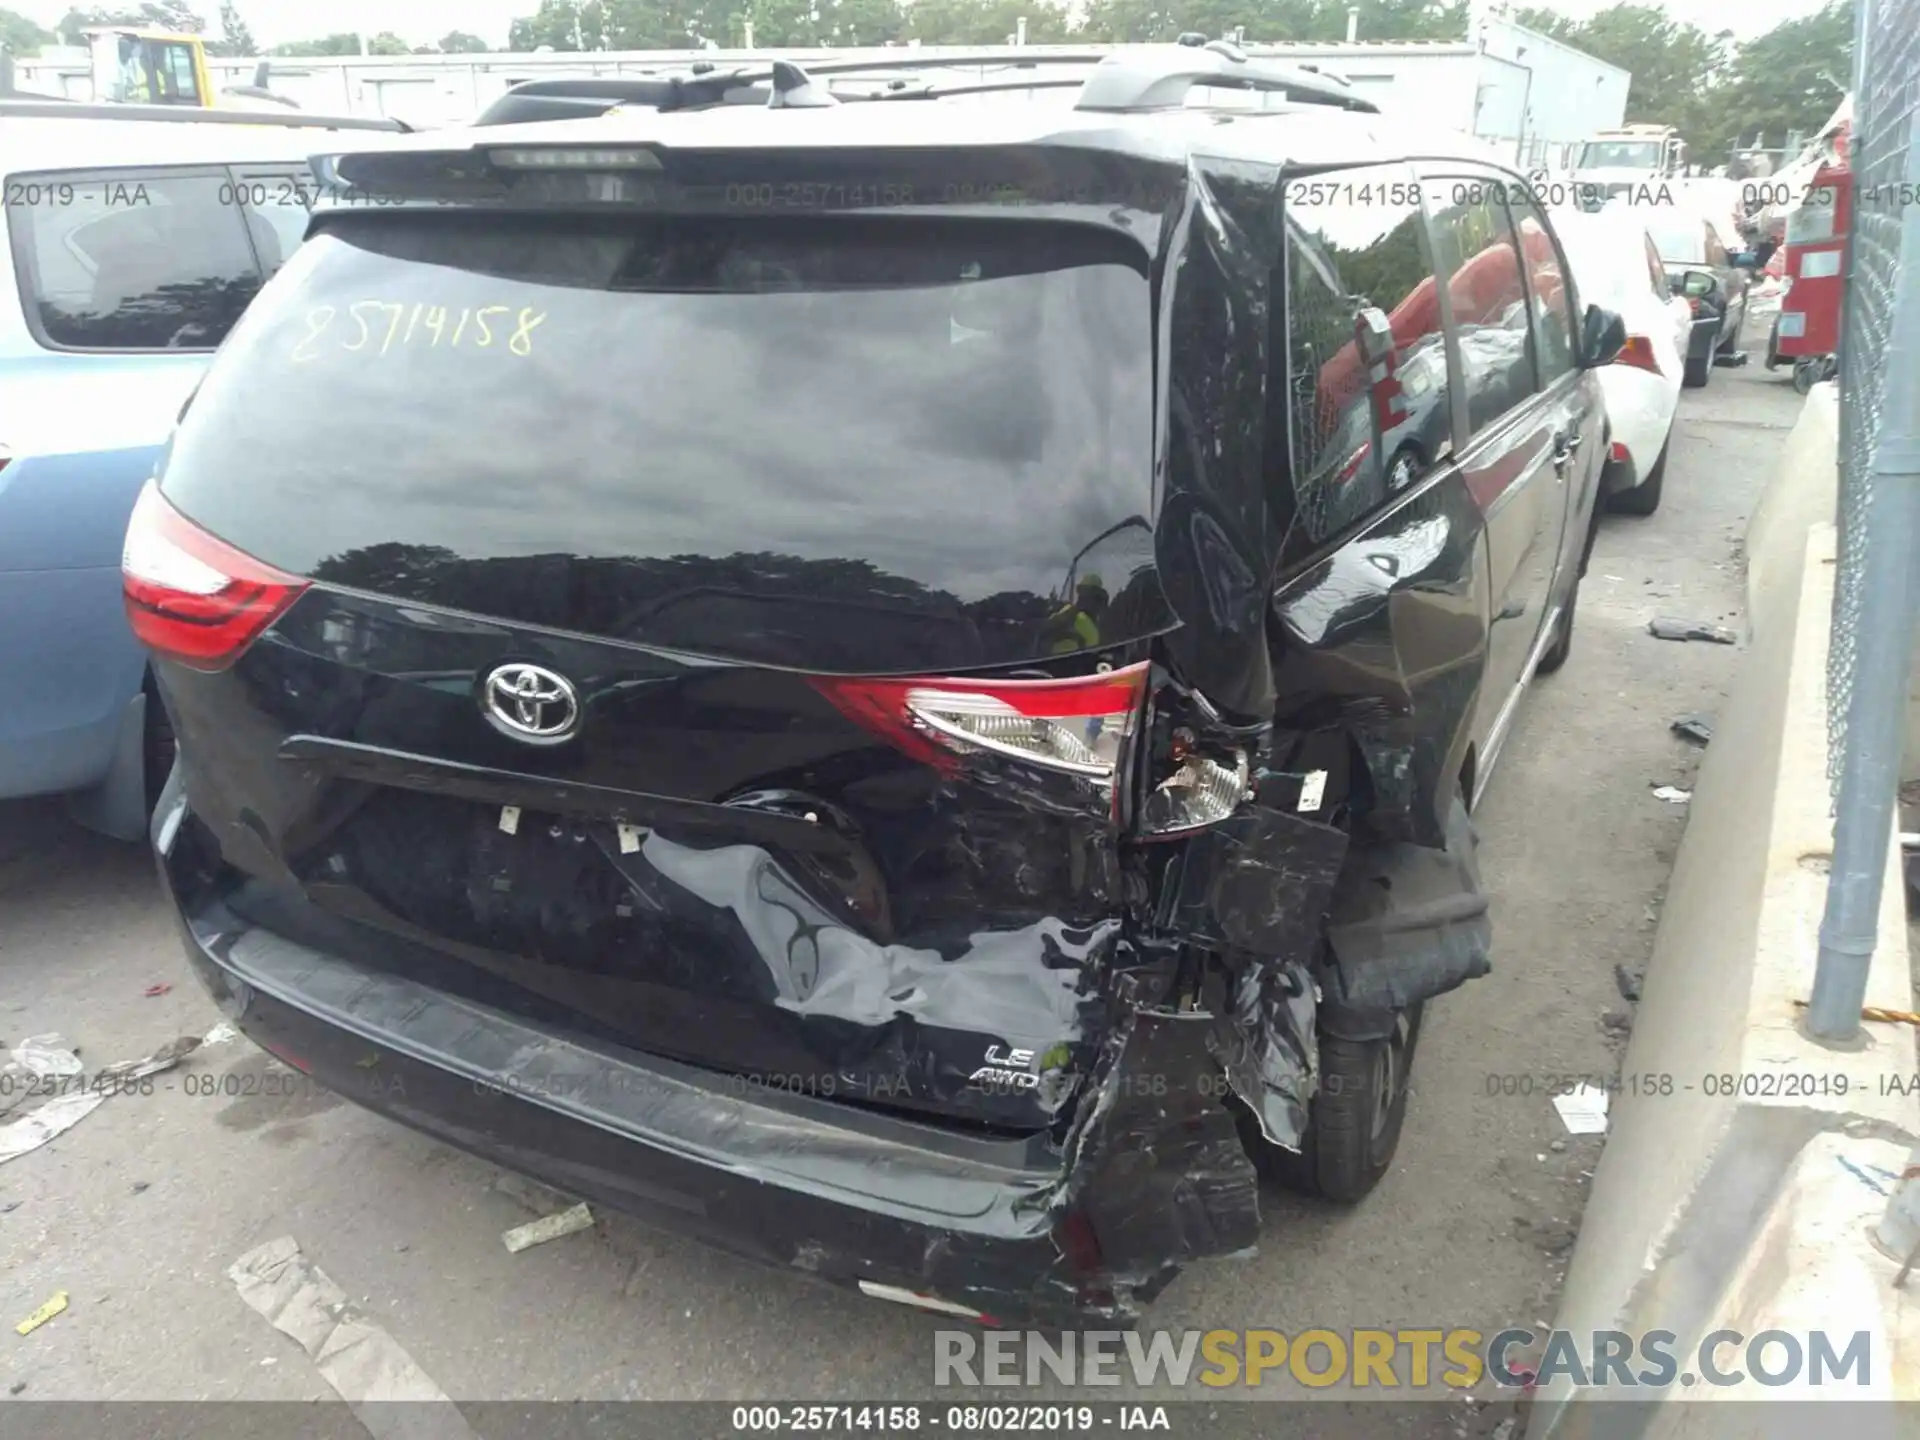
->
1731;250;1760;269
1577;302;1627;369
1676;268;1718;298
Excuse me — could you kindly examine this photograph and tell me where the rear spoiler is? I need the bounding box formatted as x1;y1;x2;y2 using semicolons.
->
0;98;409;132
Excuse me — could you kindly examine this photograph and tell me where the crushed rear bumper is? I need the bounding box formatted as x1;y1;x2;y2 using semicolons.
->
154;793;1262;1328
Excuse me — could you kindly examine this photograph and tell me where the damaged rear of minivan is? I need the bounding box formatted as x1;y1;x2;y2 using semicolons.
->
135;129;1488;1324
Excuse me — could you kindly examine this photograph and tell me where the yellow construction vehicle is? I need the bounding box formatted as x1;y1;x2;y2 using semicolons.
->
84;27;297;110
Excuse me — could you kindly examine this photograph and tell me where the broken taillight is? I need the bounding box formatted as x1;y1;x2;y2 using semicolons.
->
811;663;1149;786
1139;749;1251;836
122;479;308;671
1611;335;1662;375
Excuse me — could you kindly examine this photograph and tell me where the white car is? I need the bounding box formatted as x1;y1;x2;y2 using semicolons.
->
1551;207;1693;516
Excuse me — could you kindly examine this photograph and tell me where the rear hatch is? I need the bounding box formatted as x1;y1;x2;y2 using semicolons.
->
142;166;1170;1135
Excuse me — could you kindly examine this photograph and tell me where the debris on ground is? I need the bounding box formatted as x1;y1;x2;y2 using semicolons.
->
1648;617;1738;644
1652;786;1692;804
1601;1009;1634;1037
1614;963;1643;1002
1670;715;1714;745
8;1381;24;1395
1792;999;1920;1028
11;1036;82;1078
14;1291;69;1336
1553;1084;1610;1136
0;1093;106;1166
142;984;172;999
94;1035;200;1084
131;1181;149;1195
502;1202;595;1254
229;1236;477;1428
202;1021;241;1047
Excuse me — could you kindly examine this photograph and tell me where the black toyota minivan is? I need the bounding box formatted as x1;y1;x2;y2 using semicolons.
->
132;43;1622;1326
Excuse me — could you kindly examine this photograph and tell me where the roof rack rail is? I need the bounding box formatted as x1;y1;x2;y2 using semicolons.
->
1073;40;1378;113
853;77;1088;102
473;51;1117;125
0;98;409;132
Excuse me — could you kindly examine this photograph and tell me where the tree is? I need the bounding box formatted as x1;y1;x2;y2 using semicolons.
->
273;32;364;55
205;1;256;56
1509;4;1579;42
904;0;1068;44
59;4;205;45
366;30;410;54
1701;0;1851;156
1503;3;1728;162
0;6;56;54
439;29;491;52
509;0;606;49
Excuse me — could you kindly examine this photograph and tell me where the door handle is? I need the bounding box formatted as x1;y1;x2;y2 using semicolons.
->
1553;431;1582;472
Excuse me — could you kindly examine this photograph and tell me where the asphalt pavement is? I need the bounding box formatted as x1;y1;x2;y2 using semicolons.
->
0;344;1807;1431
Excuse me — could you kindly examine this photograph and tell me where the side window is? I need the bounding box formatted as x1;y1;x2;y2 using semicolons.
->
1704;223;1728;267
1508;194;1578;388
7;169;265;352
1423;175;1535;435
1644;236;1668;299
227;168;315;279
1281;164;1451;544
158;43;199;105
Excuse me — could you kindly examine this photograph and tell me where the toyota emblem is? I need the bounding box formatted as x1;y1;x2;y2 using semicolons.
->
480;663;580;745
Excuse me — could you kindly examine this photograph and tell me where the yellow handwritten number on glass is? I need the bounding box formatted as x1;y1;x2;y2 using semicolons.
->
290;305;335;363
510;307;546;357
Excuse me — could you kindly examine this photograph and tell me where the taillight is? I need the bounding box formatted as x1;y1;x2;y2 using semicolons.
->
810;663;1149;787
1609;440;1630;463
122;480;307;670
1612;335;1662;374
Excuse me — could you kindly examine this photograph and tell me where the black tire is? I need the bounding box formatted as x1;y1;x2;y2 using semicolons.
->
1683;349;1711;388
1536;568;1578;674
1609;436;1668;517
1271;1006;1424;1203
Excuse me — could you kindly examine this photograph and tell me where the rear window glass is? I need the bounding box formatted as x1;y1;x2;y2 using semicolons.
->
160;213;1157;669
1643;210;1706;265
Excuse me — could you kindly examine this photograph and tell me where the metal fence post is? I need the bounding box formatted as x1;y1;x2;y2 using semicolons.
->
1806;0;1920;1043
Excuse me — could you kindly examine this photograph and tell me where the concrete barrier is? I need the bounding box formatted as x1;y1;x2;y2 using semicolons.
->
1536;386;1920;1434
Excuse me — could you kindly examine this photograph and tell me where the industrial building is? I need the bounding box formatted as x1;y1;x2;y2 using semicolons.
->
11;16;1626;168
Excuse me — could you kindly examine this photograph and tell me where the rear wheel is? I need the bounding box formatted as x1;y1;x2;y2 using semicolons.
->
1536;565;1580;675
1683;349;1712;388
1609;435;1668;517
1281;1006;1424;1202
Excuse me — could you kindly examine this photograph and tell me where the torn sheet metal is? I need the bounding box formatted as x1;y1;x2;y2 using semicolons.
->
1324;798;1491;1013
1160;804;1349;957
1059;992;1262;1314
1210;955;1318;1150
229;1236;480;1440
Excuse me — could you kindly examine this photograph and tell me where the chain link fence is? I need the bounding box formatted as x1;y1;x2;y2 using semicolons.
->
1809;0;1920;1039
1828;0;1917;790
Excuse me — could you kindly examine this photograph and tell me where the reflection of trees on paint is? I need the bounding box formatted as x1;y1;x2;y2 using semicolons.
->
315;544;1073;670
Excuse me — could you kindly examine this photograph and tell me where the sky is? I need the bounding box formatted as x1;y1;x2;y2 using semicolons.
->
16;0;1829;50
